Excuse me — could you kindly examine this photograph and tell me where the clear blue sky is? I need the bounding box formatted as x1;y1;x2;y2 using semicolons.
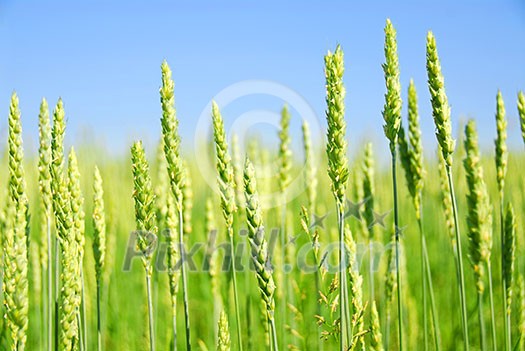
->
1;0;524;158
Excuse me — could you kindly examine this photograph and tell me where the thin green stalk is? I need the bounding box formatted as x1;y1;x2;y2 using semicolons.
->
146;274;155;351
96;283;102;351
478;291;486;351
179;208;191;351
416;192;441;350
419;216;428;351
486;262;496;351
419;217;442;351
447;169;470;350
392;152;403;351
228;226;243;351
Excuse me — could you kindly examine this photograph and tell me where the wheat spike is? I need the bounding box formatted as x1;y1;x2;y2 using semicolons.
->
518;91;525;146
278;105;292;193
211;101;237;232
325;45;349;208
243;158;277;322
3;92;29;350
427;32;455;166
370;301;384;351
37;98;52;269
131;141;158;275
494;91;508;198
382;19;402;153
160;60;184;211
50;100;81;351
463;120;492;293
217;310;231;351
92;166;106;284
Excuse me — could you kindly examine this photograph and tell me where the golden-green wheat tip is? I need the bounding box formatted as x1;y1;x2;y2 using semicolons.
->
382;18;402;152
463;119;492;293
324;44;349;207
426;31;455;167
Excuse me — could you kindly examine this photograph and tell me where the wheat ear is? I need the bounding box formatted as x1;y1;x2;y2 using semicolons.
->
243;158;278;351
324;44;350;350
463;120;493;351
160;60;191;351
3;92;29;351
427;31;470;349
211;101;243;351
131;141;157;351
50;99;81;351
518;91;525;147
37;97;53;351
92;166;106;351
67;148;87;351
382;19;404;350
302;120;317;216
217;310;231;351
370;301;384;351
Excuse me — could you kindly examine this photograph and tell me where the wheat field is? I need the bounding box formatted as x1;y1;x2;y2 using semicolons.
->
0;20;524;351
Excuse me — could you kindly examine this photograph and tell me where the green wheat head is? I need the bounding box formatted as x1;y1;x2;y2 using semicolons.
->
68;148;85;260
278;105;292;193
427;32;455;167
217;310;231;351
382;19;402;153
463;120;492;293
495;90;508;197
160;60;184;211
37;98;52;268
518;91;525;146
92;166;106;284
3;92;29;350
324;45;349;208
131;141;158;275
211;102;237;232
370;301;384;351
244;158;276;321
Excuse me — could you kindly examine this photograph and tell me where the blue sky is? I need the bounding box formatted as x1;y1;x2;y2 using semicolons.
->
0;1;524;159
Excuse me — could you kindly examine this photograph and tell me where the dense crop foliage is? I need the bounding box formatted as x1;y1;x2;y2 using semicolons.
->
1;19;524;351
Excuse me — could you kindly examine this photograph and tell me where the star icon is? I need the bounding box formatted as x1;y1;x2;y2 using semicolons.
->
344;198;367;220
311;212;328;229
371;210;390;228
395;225;408;239
288;234;300;246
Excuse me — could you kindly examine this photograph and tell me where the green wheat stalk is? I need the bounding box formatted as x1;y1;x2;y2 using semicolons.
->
463;120;493;351
160;60;191;351
243;158;278;351
131;141;157;351
502;203;515;351
398;80;441;350
426;31;470;350
370;301;384;351
92;166;106;351
67;148;87;351
37;97;53;351
211;101;243;351
494;91;508;351
382;19;403;351
50;99;81;351
324;44;350;351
